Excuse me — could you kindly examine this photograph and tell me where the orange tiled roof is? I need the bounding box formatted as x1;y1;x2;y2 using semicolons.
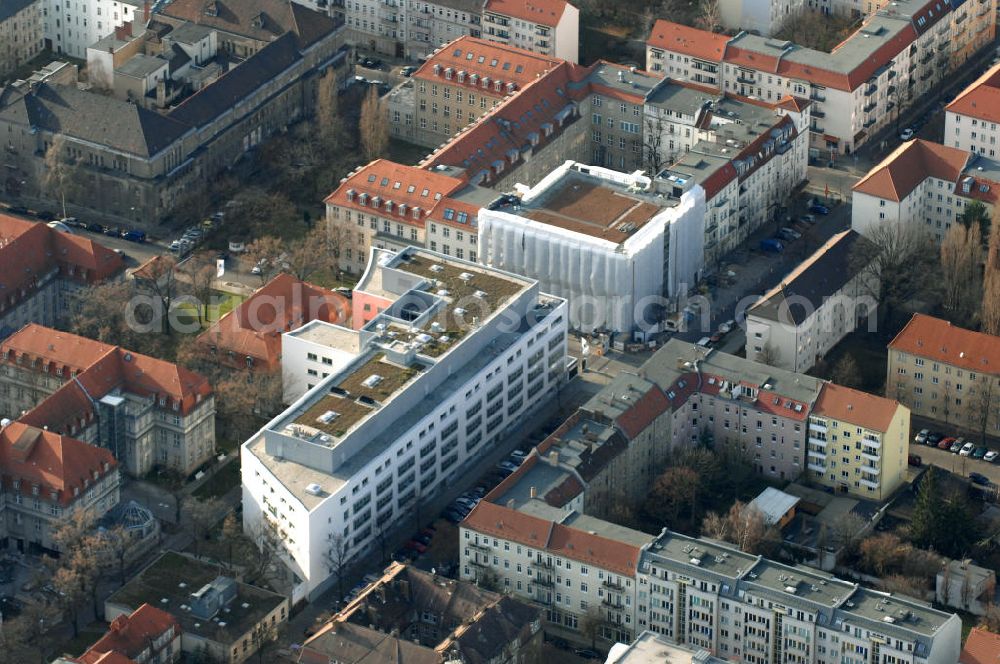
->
614;387;670;439
77;604;179;664
812;382;901;432
483;0;569;26
0;422;116;507
647;20;729;63
852;139;971;202
961;627;1000;664
948;63;1000;125
414;36;560;90
1;323;213;418
197;273;348;370
463;500;643;577
0;215;123;316
890;314;1000;375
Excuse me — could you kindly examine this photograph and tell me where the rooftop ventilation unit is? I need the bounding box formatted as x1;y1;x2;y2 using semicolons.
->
316;410;339;424
305;483;323;496
362;374;383;388
430;264;444;273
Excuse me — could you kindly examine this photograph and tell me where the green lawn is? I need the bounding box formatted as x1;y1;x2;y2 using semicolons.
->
193;458;241;499
172;292;244;330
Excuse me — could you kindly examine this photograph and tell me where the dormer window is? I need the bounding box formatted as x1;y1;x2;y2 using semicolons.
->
346;188;356;201
457;71;466;83
494;80;503;92
433;64;441;75
398;203;408;216
31;484;38;496
482;77;491;89
444;67;454;80
412;207;422;219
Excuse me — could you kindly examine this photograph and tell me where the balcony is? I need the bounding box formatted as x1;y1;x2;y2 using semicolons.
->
737;74;755;84
863;437;881;449
863;84;878;97
808;449;827;461
808;436;827;448
860;465;881;476
860;478;880;490
809;92;826;102
603;578;625;591
531;558;553;570
808;462;826;473
602;597;625;609
809;422;828;434
468;540;489;552
812;109;826;118
861;451;880;463
863;102;877;114
469;557;488;568
533;575;554;587
919;52;934;65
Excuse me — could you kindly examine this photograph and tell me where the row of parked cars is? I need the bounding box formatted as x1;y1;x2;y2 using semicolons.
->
915;429;997;485
759;204;830;253
442;449;527;523
169;214;222;254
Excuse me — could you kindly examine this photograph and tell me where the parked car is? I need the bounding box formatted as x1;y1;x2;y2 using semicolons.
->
6;206;28;215
899;128;915;140
36;211;56;221
574;649;600;659
104;227;121;237
696;336;712;348
985;450;999;463
718;319;736;334
960;441;976;456
779;227;802;241
123;229;146;243
403;540;427;554
46;220;75;234
443;509;466;523
973;446;989;459
414;532;433;546
907;454;922;467
926;431;944;445
759;238;784;253
969;472;991;486
913;429;929;444
808;204;830;215
335;287;353;299
401;65;417;77
948;438;963;453
937;437;954;450
800;214;816;224
86;222;105;233
497;460;519;474
63;218;87;230
509;449;528;462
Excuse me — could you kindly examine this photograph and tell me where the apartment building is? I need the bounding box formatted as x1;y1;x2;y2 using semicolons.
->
886;313;1000;436
406;0;483;60
945;62;1000;157
461;480;961;661
0;0;43;77
58;603;182;664
851;139;998;242
241;246;568;598
40;0;144;58
407;36;561;149
719;0;803;37
196;273;347;373
0;324;215;477
478;161;706;333
806;382;909;500
646;0;996;156
745;230;877;373
645;21;728;88
0;214;124;339
0;421;119;555
481;0;578;63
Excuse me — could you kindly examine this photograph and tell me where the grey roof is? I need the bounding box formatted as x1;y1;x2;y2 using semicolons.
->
425;0;484;14
0;83;189;158
611;631;725;663
165;21;215;44
643;530;761;581
568;62;663;101
0;0;37;22
299;623;442;664
116;53;169;79
749;487;800;526
748;230;872;326
646;80;715;116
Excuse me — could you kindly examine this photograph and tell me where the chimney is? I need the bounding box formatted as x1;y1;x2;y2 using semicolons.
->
156;78;167;107
547;450;558;466
506;498;515;509
529;486;537;499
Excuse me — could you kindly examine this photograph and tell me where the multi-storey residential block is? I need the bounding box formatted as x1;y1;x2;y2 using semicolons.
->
0;421;119;555
0;214;123;338
646;0;996;156
478;161;706;333
645;21;729;86
57;603;182;664
1;7;348;225
719;0;803;37
196;273;347;374
0;324;215;476
298;563;543;663
40;0;144;58
405;0;483;60
886;314;1000;436
481;0;578;62
241;246;568;598
745;230;877;373
611;631;727;663
945;62;1000;157
851;139;998;242
806;382;909;500
0;0;43;77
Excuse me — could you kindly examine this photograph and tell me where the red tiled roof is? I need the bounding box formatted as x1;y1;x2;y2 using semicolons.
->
483;0;569;26
325;159;467;229
0;215;122;317
889;314;1000;375
414;36;560;89
647;20;728;63
852;139;970;202
1;323;213;419
197;273;348;371
463;500;642;577
77;652;137;664
0;422;116;507
77;604;179;664
813;382;901;432
961;628;1000;664
948;63;1000;125
614;387;669;439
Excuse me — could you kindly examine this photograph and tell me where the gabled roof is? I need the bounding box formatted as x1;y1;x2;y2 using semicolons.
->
77;604;179;664
196;273;347;369
613;386;670;439
161;0;337;45
852;139;971;202
414;36;560;88
0;0;35;22
0;83;189;158
647;20;729;63
889;313;1000;375
812;382;902;433
947;63;1000;125
961;628;1000;664
0;422;116;506
483;0;569;26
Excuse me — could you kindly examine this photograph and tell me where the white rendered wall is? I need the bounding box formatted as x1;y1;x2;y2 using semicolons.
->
281;323;361;404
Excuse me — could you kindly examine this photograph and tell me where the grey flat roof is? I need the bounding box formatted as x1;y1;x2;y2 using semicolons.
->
644;530;760;580
749;487;800;526
116;53;169;78
167;22;215;44
744;559;855;608
646;81;715;115
561;512;655;548
842;587;954;637
568;62;663;101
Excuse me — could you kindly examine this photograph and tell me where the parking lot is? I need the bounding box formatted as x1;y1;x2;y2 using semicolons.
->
910;432;1000;489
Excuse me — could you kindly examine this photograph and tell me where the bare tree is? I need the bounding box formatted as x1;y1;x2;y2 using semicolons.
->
315;67;344;155
42;136;79;219
700;501;779;555
983;216;1000;335
282;226;338;282
643;114;667;175
325;533;350;602
940;222;982;326
831;354;863;390
214;370;286;444
972;376;997;446
182;252;218;326
0;597;59;664
695;0;722;32
360;86;389;162
48;564;86;637
756;341;780;366
850;220;938;324
579;606;606;650
183;496;226;557
133;255;180;335
245;236;285;286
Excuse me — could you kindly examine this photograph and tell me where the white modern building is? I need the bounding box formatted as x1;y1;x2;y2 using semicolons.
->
481;0;579;63
945;62;1000;158
41;0;145;59
242;246;568;599
851;139;999;243
478;161;706;334
744;230;877;372
281;321;362;404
